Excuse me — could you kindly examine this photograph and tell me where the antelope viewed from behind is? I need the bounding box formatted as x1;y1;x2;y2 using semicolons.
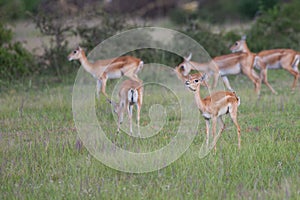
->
230;36;300;92
68;46;144;98
108;79;143;135
175;51;261;96
185;73;241;151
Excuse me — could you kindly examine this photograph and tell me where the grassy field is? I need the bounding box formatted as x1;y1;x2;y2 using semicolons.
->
0;69;299;199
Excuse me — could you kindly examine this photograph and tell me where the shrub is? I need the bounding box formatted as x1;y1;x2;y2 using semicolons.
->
169;8;196;25
0;23;36;82
179;21;230;58
246;0;300;52
0;0;40;20
76;12;132;51
237;0;280;19
34;14;74;77
169;0;282;24
0;22;12;44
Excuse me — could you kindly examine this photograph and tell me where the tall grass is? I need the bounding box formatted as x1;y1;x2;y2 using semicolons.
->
0;70;299;199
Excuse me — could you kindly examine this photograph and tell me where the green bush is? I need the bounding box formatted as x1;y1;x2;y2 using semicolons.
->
76;12;132;51
0;22;12;44
246;0;300;52
0;23;36;82
169;0;282;24
34;14;74;77
77;14;181;68
179;21;230;57
237;0;280;19
0;0;40;20
169;8;198;25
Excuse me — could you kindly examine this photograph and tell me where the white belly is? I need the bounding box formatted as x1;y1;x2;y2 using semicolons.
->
202;112;211;120
201;105;230;120
107;71;123;79
218;106;230;116
220;64;241;76
267;62;281;69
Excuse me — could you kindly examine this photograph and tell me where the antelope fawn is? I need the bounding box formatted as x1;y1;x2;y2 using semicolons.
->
185;73;241;151
108;79;143;135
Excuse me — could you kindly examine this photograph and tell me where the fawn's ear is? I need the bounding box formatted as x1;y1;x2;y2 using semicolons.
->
106;98;115;106
241;35;247;41
107;98;118;111
184;53;192;61
200;73;207;81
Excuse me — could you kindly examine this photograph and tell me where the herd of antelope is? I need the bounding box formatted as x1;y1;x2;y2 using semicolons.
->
68;36;300;151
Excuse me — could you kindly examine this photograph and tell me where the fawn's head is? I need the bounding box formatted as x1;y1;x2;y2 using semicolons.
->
185;73;208;92
68;46;84;61
107;98;119;114
230;35;247;53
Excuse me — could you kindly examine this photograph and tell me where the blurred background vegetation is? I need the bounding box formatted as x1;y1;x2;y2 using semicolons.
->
0;0;300;85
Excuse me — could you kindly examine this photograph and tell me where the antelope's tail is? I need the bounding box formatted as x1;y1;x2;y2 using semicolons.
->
128;88;138;104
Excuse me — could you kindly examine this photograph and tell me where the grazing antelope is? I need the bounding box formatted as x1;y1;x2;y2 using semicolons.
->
175;53;220;88
108;79;143;135
176;52;261;95
230;36;300;91
68;46;144;98
185;73;241;151
175;69;210;88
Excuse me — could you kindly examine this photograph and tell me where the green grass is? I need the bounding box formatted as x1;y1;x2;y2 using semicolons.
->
0;70;299;199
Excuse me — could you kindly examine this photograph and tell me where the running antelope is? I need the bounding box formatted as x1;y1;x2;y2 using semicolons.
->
68;46;144;98
230;36;300;92
185;73;241;151
176;51;261;95
108;79;143;135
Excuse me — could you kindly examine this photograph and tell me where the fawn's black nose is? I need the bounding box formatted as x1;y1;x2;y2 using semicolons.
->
185;81;190;85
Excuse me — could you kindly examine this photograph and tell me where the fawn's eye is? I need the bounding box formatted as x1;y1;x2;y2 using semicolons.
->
194;79;199;83
73;50;77;54
235;42;238;46
180;65;184;69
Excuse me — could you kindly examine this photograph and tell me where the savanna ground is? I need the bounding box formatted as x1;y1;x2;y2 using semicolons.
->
1;58;299;199
1;0;300;198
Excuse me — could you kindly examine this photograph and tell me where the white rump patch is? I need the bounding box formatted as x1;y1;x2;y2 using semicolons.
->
128;89;138;104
